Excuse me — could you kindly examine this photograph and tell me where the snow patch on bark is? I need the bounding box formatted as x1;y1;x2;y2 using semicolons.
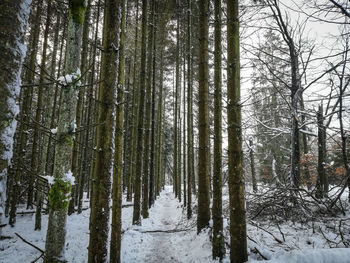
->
0;0;32;233
63;170;75;186
58;68;81;86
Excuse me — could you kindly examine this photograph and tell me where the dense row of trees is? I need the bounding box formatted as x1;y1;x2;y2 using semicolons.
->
1;0;350;262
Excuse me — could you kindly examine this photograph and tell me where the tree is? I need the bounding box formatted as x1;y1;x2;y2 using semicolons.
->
142;0;156;218
88;0;121;260
34;0;53;230
9;0;42;226
186;0;193;219
173;2;180;200
133;0;148;225
44;0;87;261
266;0;303;187
110;0;126;261
212;0;225;259
197;0;210;233
0;0;32;235
226;0;248;261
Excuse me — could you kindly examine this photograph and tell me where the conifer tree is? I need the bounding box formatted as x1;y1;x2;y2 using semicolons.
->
212;0;225;258
226;0;248;261
88;0;122;260
0;0;32;235
197;0;210;233
44;1;87;261
133;0;149;225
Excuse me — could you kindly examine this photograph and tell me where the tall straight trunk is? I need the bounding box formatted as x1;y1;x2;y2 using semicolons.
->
249;139;257;192
290;90;301;188
69;0;92;215
173;7;180;200
76;0;93;213
149;5;157;208
186;0;193;219
212;0;225;259
40;6;62;177
44;1;86;262
226;0;248;261
45;15;67;177
88;0;121;260
183;50;187;207
156;44;164;197
9;0;41;226
197;0;210;233
300;95;311;189
84;0;101;203
110;0;125;261
122;0;132;193
26;0;44;209
316;104;327;198
133;0;148;226
123;61;132;191
34;0;53;231
142;0;155;218
0;0;32;234
337;61;350;202
127;0;140;202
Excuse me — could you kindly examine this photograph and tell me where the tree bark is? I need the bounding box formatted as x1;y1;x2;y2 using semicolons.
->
212;0;225;259
226;0;248;261
110;0;125;261
133;0;148;226
44;1;86;261
0;0;32;235
197;0;211;233
187;0;193;219
142;0;155;218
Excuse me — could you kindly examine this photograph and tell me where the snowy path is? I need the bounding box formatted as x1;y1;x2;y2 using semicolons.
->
121;186;214;263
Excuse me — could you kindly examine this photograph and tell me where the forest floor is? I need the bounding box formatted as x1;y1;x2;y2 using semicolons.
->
1;185;350;262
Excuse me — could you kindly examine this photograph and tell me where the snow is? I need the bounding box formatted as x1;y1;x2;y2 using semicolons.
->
247;248;350;263
0;187;216;263
122;185;215;263
42;176;55;185
1;186;350;262
62;170;75;186
58;69;81;86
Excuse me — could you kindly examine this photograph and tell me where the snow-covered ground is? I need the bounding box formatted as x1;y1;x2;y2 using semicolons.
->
1;185;350;262
0;186;215;263
122;185;214;263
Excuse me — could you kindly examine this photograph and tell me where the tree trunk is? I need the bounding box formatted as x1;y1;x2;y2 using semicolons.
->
249;139;257;192
0;0;32;234
316;103;327;198
149;4;158;208
34;0;53;230
44;1;86;262
142;0;155;218
226;0;248;261
26;0;44;210
69;0;92;215
110;0;125;261
88;0;121;260
133;0;148;226
126;0;140;202
156;40;165;198
186;0;193;219
212;0;225;259
197;0;210;233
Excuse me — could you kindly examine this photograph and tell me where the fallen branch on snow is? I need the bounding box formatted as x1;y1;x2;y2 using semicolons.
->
15;232;44;253
135;228;192;233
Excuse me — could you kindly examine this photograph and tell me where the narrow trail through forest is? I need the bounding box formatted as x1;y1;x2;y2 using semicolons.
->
121;186;214;263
